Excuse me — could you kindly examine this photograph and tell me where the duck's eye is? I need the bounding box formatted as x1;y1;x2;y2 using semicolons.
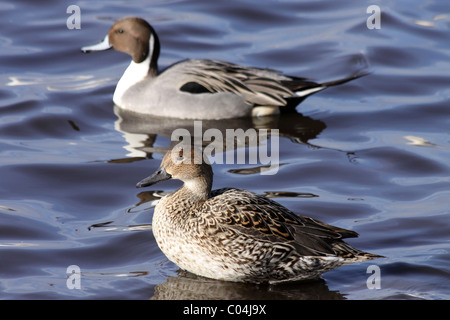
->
176;149;184;161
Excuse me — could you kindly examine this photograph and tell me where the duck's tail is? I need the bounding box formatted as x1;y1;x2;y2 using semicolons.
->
281;71;369;111
321;71;369;89
332;240;384;264
293;71;369;97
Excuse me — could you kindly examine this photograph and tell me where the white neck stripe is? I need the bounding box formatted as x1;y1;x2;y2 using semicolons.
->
148;34;154;62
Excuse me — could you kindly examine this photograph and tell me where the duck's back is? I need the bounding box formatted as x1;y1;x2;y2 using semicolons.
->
206;188;363;257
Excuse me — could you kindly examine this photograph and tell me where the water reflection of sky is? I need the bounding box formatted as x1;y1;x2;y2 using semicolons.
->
0;0;449;300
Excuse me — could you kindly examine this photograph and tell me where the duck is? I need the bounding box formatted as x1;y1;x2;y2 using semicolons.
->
82;17;366;120
136;145;382;283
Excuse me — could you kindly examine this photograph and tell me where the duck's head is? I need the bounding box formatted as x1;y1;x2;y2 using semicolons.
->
82;17;160;69
136;145;213;198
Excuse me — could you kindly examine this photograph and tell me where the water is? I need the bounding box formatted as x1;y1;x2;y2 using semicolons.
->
1;0;449;300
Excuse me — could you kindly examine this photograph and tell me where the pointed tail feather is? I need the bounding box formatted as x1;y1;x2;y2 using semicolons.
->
294;71;369;97
320;71;369;88
281;71;369;112
332;240;384;264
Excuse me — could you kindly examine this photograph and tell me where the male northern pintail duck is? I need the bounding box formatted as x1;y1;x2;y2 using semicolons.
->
136;146;382;283
82;17;366;120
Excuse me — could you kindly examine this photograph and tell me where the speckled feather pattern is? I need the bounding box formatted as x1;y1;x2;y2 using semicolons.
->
152;184;381;283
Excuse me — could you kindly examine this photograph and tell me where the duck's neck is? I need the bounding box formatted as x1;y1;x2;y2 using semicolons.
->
113;35;158;105
113;56;149;103
178;176;213;203
147;33;159;77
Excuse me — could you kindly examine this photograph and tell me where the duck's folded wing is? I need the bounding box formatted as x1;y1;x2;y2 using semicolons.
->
178;59;295;106
208;188;359;257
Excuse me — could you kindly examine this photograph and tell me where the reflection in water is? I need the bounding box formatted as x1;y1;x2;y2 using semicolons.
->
151;270;345;300
263;191;319;198
404;135;436;147
88;220;152;232
6;74;114;92
112;105;326;163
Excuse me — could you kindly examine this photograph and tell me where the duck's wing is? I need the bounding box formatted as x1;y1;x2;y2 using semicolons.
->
165;59;367;110
208;188;377;259
175;59;320;107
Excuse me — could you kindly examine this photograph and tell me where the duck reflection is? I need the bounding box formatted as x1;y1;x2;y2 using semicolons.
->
111;106;326;164
150;270;345;300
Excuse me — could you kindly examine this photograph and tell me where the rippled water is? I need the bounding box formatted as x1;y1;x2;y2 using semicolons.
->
1;0;449;300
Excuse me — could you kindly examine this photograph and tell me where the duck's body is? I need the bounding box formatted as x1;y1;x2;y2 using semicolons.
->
137;146;382;283
83;17;365;120
114;59;253;119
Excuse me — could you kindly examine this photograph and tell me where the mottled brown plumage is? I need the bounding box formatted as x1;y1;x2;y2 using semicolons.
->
137;145;382;283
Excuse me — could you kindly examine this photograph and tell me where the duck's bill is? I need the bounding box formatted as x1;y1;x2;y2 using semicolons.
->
81;35;112;53
136;167;172;188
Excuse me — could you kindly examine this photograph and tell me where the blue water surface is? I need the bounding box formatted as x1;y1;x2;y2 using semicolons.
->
0;0;449;299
